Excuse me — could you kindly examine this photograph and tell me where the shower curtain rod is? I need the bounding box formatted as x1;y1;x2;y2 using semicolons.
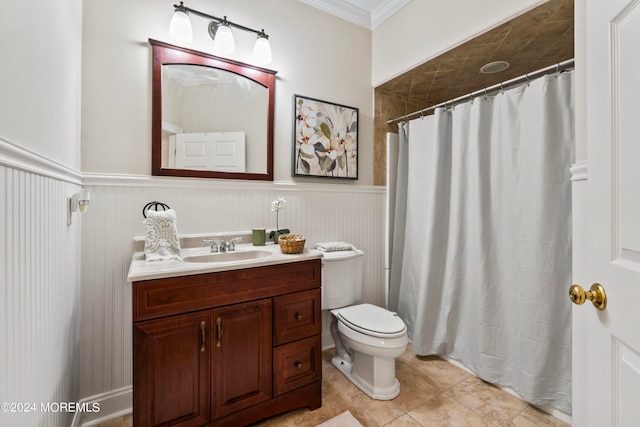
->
386;58;575;124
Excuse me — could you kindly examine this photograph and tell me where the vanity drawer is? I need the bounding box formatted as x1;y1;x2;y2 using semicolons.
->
273;289;321;346
273;336;322;396
133;259;320;321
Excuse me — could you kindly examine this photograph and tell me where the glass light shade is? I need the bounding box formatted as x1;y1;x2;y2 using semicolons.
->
78;189;91;212
213;24;235;55
169;10;193;43
252;36;272;65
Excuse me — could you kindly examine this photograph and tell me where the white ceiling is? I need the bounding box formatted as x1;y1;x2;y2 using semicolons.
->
299;0;410;29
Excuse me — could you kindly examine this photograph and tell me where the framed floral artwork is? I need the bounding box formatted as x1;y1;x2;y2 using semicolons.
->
292;95;358;179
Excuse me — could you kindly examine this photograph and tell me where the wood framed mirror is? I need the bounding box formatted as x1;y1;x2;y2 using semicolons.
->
150;39;276;181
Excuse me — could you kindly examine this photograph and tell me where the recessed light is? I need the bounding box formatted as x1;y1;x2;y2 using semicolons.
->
480;61;510;74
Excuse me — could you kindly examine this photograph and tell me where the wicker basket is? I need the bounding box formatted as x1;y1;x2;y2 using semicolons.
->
278;233;305;254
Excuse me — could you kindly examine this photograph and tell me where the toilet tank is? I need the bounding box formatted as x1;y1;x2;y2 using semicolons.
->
321;248;364;310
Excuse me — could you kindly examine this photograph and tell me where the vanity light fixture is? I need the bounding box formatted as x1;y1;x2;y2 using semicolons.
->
252;30;272;65
67;189;91;226
169;1;273;65
168;2;192;43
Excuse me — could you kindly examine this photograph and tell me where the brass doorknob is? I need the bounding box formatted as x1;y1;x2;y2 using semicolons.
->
569;283;607;310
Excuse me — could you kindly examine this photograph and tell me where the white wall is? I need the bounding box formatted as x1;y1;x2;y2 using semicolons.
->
571;2;586;422
574;0;586;162
371;0;547;86
0;0;83;169
81;0;374;184
0;1;84;426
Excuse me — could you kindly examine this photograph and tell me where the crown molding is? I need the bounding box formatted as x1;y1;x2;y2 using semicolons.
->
300;0;409;29
370;0;410;28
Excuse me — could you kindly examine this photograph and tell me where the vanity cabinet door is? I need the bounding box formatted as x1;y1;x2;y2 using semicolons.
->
211;299;272;420
133;311;211;427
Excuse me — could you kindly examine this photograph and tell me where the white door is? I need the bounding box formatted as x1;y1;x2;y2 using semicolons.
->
209;132;246;172
575;0;640;425
175;132;209;170
175;132;246;172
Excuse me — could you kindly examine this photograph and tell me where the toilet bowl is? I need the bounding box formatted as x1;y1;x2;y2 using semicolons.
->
321;248;408;400
330;303;408;400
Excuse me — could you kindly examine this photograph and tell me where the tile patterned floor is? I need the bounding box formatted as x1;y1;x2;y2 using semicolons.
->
98;345;570;427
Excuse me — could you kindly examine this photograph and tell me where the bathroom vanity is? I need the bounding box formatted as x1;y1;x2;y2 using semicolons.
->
128;241;323;426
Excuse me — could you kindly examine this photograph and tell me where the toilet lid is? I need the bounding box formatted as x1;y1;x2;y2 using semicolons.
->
336;304;406;338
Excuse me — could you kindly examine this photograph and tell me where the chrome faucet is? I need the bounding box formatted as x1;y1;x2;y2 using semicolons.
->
220;237;242;252
202;240;219;253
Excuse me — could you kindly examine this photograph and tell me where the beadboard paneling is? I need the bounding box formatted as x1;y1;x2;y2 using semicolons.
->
0;165;81;427
79;176;386;400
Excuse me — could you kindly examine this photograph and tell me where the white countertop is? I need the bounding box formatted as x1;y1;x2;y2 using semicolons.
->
127;242;323;282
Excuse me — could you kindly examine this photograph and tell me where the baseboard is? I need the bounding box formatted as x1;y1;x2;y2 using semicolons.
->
70;386;132;427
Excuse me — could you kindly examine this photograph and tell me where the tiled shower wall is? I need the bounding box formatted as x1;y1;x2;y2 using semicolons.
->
79;175;386;403
0;161;82;427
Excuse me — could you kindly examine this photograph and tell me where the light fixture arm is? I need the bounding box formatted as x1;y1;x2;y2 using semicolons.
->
173;2;268;38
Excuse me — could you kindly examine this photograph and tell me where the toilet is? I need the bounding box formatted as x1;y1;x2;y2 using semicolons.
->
322;248;408;400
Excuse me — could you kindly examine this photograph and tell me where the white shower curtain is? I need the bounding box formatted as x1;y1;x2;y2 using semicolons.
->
389;72;574;413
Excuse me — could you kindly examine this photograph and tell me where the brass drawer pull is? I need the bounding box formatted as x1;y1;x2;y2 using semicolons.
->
200;321;206;352
295;361;303;370
296;313;303;321
216;317;222;347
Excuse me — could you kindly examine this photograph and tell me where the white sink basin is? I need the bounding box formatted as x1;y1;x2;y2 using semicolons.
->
183;250;272;263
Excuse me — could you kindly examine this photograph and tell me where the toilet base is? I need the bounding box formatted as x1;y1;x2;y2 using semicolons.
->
331;354;401;400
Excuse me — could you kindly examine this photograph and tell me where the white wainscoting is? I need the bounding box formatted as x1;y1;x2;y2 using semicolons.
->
0;139;83;427
78;174;387;420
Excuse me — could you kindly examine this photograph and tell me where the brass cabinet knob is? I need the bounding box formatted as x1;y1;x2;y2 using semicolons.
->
569;283;607;310
296;313;303;321
295;362;303;370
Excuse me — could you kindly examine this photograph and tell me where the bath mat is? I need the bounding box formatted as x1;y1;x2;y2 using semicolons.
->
316;410;363;427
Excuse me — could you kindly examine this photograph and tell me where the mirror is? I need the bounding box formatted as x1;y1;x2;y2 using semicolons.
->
150;39;277;180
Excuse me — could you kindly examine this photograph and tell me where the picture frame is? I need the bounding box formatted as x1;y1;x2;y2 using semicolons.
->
292;94;358;179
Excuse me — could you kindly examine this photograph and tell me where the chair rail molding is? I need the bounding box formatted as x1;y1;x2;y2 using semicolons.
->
0;136;82;184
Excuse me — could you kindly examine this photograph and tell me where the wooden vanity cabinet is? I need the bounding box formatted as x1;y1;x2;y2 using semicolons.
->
133;259;322;427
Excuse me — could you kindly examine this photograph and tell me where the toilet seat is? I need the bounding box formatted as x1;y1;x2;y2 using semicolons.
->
335;304;406;338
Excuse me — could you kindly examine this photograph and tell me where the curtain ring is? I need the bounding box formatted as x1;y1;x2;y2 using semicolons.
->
484;88;488;99
499;83;505;94
525;73;531;86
